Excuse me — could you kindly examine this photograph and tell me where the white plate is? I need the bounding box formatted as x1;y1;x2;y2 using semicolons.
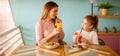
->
78;43;87;48
78;43;86;46
70;45;82;50
44;42;59;49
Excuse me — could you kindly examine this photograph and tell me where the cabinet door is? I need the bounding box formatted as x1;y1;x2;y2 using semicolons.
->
119;39;120;55
99;36;119;55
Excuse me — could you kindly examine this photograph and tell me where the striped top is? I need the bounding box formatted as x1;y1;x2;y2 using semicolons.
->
36;19;64;46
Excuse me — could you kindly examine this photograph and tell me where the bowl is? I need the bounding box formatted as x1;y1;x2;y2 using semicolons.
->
44;42;59;49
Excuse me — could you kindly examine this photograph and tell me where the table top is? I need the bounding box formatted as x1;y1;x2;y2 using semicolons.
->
13;44;119;56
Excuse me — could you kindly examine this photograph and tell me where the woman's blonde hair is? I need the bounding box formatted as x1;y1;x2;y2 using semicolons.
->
40;1;58;20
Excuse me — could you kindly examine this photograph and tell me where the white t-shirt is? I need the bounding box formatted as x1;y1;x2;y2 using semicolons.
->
73;29;99;45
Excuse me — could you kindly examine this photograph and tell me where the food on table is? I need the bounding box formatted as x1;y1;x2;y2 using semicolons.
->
45;42;58;46
44;42;59;49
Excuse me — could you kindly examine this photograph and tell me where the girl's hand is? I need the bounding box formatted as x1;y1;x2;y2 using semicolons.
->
74;32;82;43
81;37;94;45
81;37;89;43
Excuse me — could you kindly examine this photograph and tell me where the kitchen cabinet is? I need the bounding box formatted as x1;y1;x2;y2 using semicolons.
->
97;15;120;55
98;32;120;55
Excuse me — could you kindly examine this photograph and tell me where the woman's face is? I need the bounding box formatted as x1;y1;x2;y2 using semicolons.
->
48;7;58;19
81;18;93;31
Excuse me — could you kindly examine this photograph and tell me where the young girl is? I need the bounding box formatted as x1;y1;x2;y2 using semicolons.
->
73;15;99;45
36;1;64;47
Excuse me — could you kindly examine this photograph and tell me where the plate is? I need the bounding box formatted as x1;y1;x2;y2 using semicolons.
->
78;43;86;46
78;43;87;48
44;42;59;49
70;45;83;50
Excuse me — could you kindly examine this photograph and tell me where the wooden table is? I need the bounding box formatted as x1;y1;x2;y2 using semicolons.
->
13;45;119;56
68;45;119;56
35;45;68;56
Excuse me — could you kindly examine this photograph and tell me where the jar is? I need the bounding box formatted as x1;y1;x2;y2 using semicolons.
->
103;27;108;33
112;26;117;33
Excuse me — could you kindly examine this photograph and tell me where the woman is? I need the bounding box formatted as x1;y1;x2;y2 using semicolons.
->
36;1;64;47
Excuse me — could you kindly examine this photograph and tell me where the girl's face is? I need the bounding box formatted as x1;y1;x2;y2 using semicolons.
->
48;7;58;19
81;18;93;31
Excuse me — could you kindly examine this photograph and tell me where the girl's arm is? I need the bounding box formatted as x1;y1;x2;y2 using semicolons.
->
92;32;99;45
82;31;99;45
73;31;80;44
73;35;77;44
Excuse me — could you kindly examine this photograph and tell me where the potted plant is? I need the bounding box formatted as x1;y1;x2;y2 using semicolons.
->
96;2;114;16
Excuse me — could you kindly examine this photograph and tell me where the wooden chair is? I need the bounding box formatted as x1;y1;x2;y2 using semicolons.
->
98;38;105;45
0;26;24;56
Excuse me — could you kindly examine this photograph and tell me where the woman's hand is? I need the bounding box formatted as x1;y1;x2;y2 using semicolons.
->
55;19;62;28
52;28;62;35
56;18;62;23
45;28;62;41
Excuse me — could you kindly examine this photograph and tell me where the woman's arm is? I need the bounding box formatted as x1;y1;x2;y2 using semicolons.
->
36;20;62;46
46;28;61;41
59;30;64;41
56;18;64;40
36;21;46;46
36;21;54;46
